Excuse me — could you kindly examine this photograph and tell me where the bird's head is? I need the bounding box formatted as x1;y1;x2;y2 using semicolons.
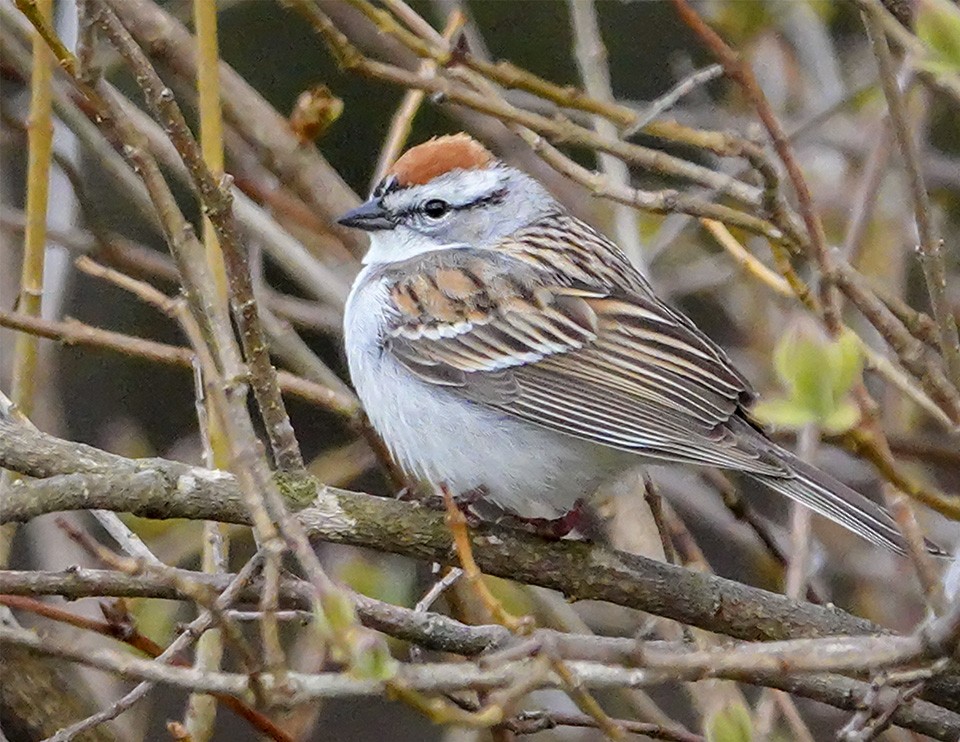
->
337;134;557;265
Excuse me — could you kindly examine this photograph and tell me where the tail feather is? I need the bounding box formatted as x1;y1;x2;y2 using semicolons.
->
747;450;944;556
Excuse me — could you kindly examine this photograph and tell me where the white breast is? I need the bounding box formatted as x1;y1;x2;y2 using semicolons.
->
343;266;626;518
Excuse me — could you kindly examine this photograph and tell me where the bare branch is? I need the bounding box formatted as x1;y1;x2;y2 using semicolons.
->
94;0;304;474
0;309;357;416
672;0;843;336
860;3;960;390
2;419;959;719
567;0;644;267
2;622;958;739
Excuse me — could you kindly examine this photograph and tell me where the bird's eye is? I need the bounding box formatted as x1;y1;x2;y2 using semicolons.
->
422;199;451;219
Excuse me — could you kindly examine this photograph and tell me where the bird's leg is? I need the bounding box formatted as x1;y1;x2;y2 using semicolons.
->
413;485;487;527
441;485;533;633
497;499;588;540
453;485;490;509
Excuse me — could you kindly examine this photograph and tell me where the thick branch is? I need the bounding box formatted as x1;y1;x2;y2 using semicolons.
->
3;568;956;677
2;419;959;715
0;566;509;657
0;421;878;640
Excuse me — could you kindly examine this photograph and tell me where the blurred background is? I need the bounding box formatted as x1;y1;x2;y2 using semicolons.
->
2;0;959;740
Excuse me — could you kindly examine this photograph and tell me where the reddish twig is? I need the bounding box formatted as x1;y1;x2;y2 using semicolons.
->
671;0;842;336
0;594;292;742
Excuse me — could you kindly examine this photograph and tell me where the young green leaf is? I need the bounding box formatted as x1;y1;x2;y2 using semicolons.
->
756;320;861;433
351;634;399;680
916;0;960;74
706;702;754;742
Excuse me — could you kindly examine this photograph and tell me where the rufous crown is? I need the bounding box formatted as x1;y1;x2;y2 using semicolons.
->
387;133;495;188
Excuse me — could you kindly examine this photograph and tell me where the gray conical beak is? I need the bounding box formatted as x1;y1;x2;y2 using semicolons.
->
337;199;394;231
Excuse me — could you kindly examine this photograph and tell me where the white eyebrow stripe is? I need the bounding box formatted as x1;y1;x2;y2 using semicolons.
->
386;168;505;212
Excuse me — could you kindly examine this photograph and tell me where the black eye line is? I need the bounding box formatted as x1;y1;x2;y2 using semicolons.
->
392;187;509;223
469;187;508;209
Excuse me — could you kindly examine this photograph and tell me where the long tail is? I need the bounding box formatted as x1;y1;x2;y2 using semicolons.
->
746;449;944;556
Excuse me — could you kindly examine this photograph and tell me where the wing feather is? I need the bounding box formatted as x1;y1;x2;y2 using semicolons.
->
380;229;770;473
366;211;927;554
511;367;785;473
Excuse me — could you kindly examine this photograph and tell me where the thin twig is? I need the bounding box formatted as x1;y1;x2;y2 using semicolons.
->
883;484;946;617
519;131;789;246
1;0;55;575
187;5;232;735
371;9;465;188
785;426;818;600
841;119;893;263
257;307;358;412
705;225;960;508
700;219;792;296
860;2;960;391
107;85;353;308
0;308;354;415
38;543;274;741
856;0;960;107
11;0;76;75
677;197;952;431
75;0;100;85
8;0;52;426
441;490;629;739
842;425;960;521
95;0;305;474
0;594;290;742
0;21;352;310
102;0;364;257
624;64;723;138
642;475;678;566
567;0;644;267
524;586;677;727
701;198;960;514
291;0;766;210
832;262;960;426
414;568;464;614
442;489;531;634
672;0;843;336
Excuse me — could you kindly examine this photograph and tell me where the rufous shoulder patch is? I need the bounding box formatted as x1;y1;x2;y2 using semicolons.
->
388;134;494;187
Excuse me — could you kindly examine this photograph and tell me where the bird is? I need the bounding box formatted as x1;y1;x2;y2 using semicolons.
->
338;132;922;555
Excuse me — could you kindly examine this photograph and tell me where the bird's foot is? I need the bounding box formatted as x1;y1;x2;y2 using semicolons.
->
395;486;416;502
411;485;488;527
496;499;588;540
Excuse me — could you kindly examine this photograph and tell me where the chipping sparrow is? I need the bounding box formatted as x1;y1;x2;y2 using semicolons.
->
340;133;918;554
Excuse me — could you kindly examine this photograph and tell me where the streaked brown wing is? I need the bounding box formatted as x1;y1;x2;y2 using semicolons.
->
383;227;785;476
